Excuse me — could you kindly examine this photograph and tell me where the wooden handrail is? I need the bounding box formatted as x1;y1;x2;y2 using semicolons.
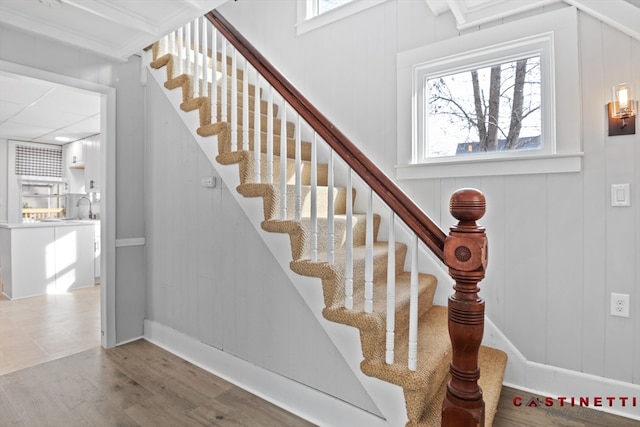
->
206;10;446;261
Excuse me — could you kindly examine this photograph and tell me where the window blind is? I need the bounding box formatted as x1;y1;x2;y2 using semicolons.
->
15;144;63;177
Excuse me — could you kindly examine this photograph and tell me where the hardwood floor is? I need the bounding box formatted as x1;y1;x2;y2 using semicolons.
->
0;285;101;376
2;339;637;427
1;288;637;426
493;386;639;427
0;340;315;427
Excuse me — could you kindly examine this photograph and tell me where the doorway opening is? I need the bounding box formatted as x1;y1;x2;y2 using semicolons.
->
0;61;116;358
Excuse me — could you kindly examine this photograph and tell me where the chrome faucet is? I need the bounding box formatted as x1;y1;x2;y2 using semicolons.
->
76;196;93;219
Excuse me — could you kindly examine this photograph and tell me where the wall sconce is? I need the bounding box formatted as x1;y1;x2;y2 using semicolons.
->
608;83;636;136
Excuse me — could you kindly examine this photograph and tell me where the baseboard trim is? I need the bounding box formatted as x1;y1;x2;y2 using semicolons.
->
484;316;640;421
143;319;391;427
115;335;144;347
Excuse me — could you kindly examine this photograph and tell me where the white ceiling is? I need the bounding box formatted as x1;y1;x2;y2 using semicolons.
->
0;0;228;61
425;0;640;39
0;0;226;145
0;72;101;145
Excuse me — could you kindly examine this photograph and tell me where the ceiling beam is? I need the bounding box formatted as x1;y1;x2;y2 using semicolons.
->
564;0;640;40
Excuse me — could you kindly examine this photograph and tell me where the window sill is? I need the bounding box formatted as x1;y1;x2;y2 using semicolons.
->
396;152;583;180
296;0;387;35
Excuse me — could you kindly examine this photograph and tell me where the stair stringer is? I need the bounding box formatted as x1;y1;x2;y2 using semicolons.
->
146;58;412;426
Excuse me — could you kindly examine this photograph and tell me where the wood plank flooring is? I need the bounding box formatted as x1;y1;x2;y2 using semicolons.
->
1;287;638;426
1;339;638;426
0;340;315;427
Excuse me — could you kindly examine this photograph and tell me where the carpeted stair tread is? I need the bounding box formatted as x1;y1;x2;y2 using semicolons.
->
177;90;293;136
360;306;451;392
262;213;377;260
231;155;329;186
213;128;313;162
290;241;407;309
409;345;508;427
180;94;276;126
236;183;348;223
323;272;438;359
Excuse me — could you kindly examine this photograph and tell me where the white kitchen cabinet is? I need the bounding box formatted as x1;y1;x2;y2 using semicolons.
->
63;137;100;194
63;140;86;194
0;222;95;299
0;226;54;299
84;137;100;192
54;224;95;291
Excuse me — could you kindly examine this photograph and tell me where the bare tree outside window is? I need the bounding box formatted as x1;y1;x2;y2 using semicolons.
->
426;56;542;158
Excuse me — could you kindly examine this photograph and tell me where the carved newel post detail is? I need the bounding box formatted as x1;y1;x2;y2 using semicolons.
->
441;188;488;427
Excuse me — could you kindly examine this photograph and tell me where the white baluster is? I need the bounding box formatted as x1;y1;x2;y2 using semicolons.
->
253;72;261;183
280;100;287;220
327;148;335;265
266;86;273;184
201;17;208;98
193;18;200;97
177;27;183;76
159;34;168;58
344;168;353;309
385;211;396;364
310;132;318;262
168;31;175;57
221;39;228;122
295;115;302;222
185;22;191;77
211;28;217;121
364;188;374;313
242;59;249;150
230;46;238;150
408;234;418;371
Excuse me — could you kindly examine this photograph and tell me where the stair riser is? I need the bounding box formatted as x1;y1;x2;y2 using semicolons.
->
212;109;293;138
238;155;329;187
291;214;379;261
213;97;277;117
216;128;313;162
358;276;437;362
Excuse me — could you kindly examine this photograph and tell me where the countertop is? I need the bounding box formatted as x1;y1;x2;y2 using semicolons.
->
0;219;99;229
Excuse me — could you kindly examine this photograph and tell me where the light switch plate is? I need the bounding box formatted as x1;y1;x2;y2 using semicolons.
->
201;176;216;188
611;184;630;207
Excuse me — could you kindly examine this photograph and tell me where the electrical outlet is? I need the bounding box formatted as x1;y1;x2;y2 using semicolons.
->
610;293;630;318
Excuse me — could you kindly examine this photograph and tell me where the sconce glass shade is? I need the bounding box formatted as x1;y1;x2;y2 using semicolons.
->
611;83;636;118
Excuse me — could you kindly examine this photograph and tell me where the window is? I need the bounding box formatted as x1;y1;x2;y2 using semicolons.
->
425;55;542;159
296;0;387;35
396;7;582;179
314;0;352;17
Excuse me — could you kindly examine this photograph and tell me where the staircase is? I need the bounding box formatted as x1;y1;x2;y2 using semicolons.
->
148;11;507;426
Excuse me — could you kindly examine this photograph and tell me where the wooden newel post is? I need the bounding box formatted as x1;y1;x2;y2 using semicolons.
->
441;188;488;427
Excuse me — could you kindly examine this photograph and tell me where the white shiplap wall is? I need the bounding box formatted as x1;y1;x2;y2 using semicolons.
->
216;0;640;387
143;77;380;413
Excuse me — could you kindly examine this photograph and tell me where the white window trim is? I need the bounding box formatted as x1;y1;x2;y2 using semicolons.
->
296;0;387;35
396;6;583;179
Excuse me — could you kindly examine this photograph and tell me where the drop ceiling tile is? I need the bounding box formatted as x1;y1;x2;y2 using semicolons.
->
35;88;101;117
10;106;88;129
0;100;23;121
0;121;56;140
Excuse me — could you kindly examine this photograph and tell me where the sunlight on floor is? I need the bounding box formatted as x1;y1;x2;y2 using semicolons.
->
0;285;100;376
